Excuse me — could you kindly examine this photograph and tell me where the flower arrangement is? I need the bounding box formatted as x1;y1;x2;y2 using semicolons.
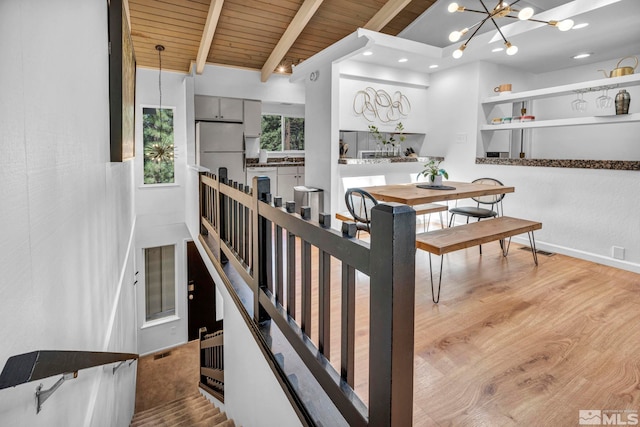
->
418;159;448;183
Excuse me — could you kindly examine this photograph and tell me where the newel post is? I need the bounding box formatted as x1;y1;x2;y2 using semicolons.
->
252;175;272;323
368;203;416;426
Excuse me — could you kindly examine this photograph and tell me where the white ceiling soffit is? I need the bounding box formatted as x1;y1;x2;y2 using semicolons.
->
291;28;444;81
399;0;640;74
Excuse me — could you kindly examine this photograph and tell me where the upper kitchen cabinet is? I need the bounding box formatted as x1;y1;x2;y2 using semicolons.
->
244;100;262;137
195;95;244;122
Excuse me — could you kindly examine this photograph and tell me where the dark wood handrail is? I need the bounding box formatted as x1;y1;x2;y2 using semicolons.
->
0;350;138;390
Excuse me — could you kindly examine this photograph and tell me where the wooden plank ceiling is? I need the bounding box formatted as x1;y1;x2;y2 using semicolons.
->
128;0;437;79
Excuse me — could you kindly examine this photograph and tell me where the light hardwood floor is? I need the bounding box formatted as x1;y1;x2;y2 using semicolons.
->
291;234;639;426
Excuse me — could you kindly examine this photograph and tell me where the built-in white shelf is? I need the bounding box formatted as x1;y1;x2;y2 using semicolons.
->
480;73;640;106
480;113;640;131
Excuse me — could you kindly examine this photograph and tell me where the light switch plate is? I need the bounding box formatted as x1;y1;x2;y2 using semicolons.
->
455;133;467;144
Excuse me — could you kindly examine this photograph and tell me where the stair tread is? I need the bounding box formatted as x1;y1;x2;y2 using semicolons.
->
134;399;213;426
137;406;218;427
190;411;228;427
132;394;203;420
130;392;235;427
172;407;221;427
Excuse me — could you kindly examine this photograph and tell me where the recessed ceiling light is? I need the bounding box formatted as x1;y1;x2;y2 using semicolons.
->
572;53;592;59
492;47;504;53
363;51;373;56
398;58;408;63
429;64;439;69
572;23;589;30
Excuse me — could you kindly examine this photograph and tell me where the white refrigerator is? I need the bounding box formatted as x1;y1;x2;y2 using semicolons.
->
196;121;246;185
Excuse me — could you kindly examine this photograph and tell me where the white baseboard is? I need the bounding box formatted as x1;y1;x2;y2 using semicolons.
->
510;235;640;274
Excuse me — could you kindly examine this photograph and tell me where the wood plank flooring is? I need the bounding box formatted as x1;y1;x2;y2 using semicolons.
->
280;227;640;426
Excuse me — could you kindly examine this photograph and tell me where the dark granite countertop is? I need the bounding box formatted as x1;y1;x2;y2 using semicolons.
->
246;157;304;167
338;156;443;165
476;157;640;170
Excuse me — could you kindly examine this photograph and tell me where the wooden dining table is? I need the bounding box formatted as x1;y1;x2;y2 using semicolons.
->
360;181;515;206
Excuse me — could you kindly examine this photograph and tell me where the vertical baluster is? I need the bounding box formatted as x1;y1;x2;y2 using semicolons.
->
244;187;251;264
238;185;244;261
275;225;284;305
287;232;296;319
232;182;238;252
301;240;312;335
218;169;228;263
341;262;356;387
265;218;273;294
319;250;331;357
253;176;271;322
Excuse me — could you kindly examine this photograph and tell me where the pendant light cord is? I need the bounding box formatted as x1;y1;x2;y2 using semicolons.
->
156;45;165;114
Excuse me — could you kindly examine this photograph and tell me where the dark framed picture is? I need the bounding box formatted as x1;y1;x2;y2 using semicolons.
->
109;0;136;162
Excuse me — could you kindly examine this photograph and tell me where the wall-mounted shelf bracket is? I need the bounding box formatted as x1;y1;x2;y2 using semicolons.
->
35;371;77;414
112;359;135;375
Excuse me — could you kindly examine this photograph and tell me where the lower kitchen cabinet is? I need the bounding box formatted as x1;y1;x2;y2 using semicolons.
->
277;166;304;202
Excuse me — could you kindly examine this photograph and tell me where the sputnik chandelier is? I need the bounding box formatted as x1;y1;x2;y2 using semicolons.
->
447;1;574;58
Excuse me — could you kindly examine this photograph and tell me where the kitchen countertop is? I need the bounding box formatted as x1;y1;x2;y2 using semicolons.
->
338;156;442;165
476;157;640;170
246;157;304;167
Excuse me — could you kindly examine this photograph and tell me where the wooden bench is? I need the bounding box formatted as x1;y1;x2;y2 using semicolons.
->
416;216;542;303
336;203;448;232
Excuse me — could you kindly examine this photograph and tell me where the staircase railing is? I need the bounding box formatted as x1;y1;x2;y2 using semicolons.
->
0;350;138;413
199;168;415;426
199;327;224;401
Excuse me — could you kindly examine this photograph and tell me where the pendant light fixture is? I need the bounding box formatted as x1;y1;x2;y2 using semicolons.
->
447;0;574;59
145;44;174;164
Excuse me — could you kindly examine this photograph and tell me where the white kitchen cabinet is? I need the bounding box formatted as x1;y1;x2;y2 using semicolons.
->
243;100;262;137
277;166;304;202
195;95;244;122
246;167;277;192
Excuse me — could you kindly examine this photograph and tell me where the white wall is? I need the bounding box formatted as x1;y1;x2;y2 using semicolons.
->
0;1;137;425
425;60;640;272
134;69;192;355
190;237;302;427
194;66;305;105
531;54;640;160
302;62;337;222
339;65;429;133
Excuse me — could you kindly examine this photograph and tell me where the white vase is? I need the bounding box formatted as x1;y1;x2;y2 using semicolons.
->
430;175;443;186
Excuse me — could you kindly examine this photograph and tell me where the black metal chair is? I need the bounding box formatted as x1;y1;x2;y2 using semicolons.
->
448;177;506;253
344;188;378;236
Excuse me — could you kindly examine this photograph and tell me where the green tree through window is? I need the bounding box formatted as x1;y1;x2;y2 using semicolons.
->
261;114;304;151
143;107;174;184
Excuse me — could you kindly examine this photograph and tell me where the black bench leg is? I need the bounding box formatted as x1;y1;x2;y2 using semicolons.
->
428;254;444;303
527;231;539;265
500;237;513;257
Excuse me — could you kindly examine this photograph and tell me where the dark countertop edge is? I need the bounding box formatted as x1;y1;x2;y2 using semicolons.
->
246;162;305;168
338;156;444;165
476;157;640;171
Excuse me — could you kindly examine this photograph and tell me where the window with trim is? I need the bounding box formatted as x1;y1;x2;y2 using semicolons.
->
144;244;175;321
143;107;175;184
260;114;304;151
